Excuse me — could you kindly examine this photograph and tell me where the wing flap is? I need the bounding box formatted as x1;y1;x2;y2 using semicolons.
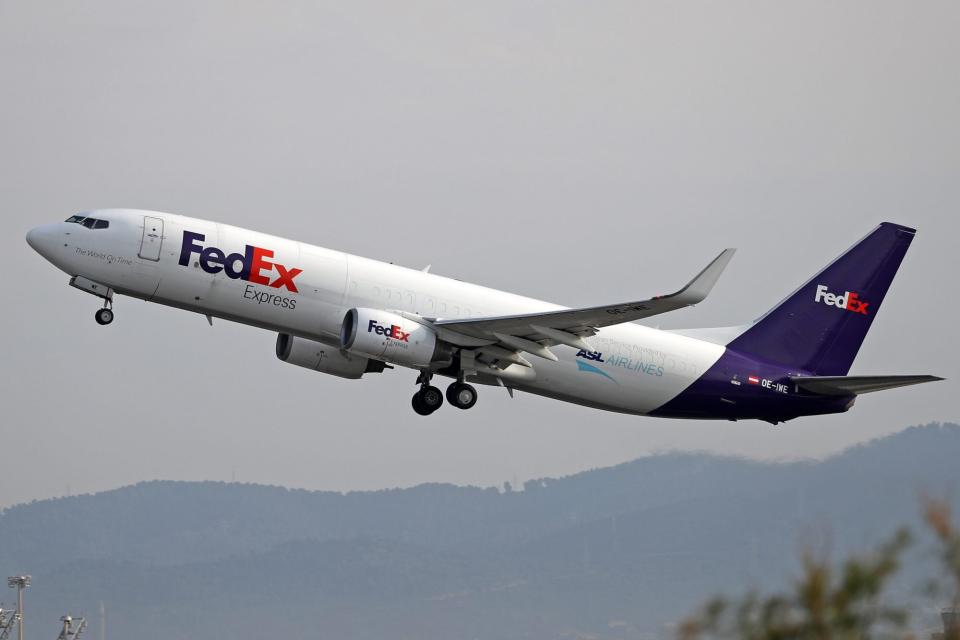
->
790;375;944;396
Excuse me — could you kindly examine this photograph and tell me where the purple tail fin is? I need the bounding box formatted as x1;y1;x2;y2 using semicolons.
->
727;222;916;375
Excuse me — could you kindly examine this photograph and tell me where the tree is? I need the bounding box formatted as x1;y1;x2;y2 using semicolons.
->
924;499;960;640
681;499;960;640
678;530;911;640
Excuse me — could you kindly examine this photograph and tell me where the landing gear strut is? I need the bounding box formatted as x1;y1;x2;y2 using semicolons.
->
412;372;444;416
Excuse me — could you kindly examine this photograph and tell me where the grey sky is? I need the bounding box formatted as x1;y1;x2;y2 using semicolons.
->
1;1;957;508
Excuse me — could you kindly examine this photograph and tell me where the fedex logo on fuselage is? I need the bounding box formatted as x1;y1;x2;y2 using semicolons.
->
178;231;303;292
814;284;869;315
368;320;410;342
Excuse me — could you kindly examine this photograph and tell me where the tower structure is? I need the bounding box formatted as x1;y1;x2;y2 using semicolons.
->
56;615;86;640
5;577;29;640
0;606;13;639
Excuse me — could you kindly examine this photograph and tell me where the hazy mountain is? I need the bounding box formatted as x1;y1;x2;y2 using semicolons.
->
1;423;957;639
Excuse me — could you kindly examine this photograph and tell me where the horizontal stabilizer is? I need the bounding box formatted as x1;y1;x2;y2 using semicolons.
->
790;374;943;396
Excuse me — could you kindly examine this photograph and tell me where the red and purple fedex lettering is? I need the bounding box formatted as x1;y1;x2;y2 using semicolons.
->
178;231;303;293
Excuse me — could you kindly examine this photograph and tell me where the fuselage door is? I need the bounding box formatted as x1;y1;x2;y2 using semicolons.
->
138;216;164;261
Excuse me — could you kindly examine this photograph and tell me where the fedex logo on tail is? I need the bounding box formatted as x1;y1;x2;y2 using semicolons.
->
178;231;303;292
814;284;869;315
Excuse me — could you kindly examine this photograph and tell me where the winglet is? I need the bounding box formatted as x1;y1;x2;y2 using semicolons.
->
671;248;736;304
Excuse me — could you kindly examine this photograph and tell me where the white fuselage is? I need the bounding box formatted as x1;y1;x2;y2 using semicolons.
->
27;209;726;415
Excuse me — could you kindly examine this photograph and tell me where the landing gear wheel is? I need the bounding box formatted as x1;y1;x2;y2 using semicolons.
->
446;382;478;410
417;385;444;413
95;308;114;325
411;393;433;416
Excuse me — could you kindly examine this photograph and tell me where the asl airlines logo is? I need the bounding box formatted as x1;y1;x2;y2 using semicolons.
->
178;231;303;292
814;284;869;315
368;320;410;342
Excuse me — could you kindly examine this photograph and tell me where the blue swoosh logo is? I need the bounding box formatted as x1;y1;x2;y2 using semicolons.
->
576;360;617;383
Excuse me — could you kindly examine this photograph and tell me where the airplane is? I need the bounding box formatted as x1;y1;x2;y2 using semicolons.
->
25;210;941;422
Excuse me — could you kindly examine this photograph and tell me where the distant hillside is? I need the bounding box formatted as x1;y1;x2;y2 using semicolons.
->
1;423;957;640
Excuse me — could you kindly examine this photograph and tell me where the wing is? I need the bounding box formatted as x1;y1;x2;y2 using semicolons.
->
432;249;735;364
790;375;944;396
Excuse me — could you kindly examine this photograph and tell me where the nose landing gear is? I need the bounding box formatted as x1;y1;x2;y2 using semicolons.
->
94;298;114;325
69;276;115;326
94;307;114;325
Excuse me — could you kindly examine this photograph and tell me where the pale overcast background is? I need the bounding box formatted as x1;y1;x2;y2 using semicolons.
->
1;1;957;508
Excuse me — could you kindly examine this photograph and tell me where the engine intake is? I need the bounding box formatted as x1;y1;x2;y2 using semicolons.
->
276;333;384;379
341;308;452;368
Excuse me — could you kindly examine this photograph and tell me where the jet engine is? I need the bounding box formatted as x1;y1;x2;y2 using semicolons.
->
340;308;453;368
276;333;385;379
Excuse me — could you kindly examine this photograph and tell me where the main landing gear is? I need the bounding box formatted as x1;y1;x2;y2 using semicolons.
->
412;384;444;416
411;373;479;415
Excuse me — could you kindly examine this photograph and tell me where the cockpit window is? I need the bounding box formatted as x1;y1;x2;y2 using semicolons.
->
65;215;109;229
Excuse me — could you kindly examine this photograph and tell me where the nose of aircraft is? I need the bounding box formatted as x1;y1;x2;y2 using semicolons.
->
25;226;40;251
26;223;58;258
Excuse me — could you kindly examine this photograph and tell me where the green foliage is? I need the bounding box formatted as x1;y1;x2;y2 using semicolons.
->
679;530;910;640
925;500;960;640
926;501;960;601
680;501;960;640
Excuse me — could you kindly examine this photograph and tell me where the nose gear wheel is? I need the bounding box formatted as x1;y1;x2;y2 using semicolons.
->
95;302;114;325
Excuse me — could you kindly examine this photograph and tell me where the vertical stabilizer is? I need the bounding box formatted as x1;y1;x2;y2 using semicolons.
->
727;222;915;375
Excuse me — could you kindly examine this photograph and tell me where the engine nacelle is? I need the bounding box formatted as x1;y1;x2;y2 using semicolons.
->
340;308;451;368
276;333;385;379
